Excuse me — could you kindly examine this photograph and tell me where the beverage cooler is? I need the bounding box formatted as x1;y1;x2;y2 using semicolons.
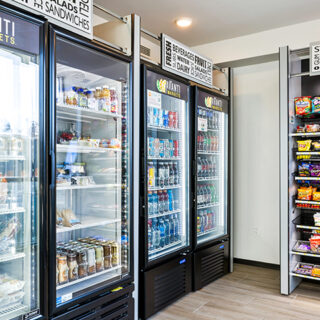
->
139;65;192;319
192;86;229;291
280;46;320;295
47;28;134;318
0;5;45;320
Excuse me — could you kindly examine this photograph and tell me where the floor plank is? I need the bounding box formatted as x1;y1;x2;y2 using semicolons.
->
150;263;320;320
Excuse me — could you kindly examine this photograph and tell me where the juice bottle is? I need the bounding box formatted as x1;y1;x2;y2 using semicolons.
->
95;87;102;110
110;87;118;114
101;85;111;112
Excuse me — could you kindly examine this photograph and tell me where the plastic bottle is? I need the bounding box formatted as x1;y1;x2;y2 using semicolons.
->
163;190;169;212
110;87;118;114
148;191;154;216
158;191;164;214
148;219;152;250
164;219;170;245
151;219;157;249
101;85;111;112
174;214;180;241
159;162;165;188
164;162;169;186
169;215;175;243
167;190;173;212
197;157;202;178
154;219;160;249
173;162;179;185
159;219;165;247
152;192;158;214
169;163;174;185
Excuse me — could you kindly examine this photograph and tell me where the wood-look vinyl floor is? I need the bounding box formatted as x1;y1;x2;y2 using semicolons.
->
150;263;320;320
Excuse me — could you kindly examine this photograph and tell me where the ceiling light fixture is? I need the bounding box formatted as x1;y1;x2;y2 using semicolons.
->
175;17;192;28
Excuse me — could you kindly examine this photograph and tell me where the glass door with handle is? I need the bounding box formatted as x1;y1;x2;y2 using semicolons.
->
0;8;44;320
52;35;132;307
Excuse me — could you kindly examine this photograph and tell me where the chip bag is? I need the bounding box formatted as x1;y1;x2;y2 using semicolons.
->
311;164;320;177
298;162;311;177
313;192;320;201
312;97;320;114
297;186;313;200
297;140;312;151
295;96;311;116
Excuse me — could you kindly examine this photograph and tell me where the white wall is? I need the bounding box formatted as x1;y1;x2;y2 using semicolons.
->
193;18;320;64
233;61;280;265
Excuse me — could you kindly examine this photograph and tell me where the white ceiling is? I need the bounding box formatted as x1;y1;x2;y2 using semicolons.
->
95;0;320;46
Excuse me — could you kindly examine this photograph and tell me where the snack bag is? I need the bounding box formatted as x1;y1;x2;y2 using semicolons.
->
297;140;312;151
298;162;311;176
313;192;320;201
311;164;320;177
297;186;313;200
311;265;320;277
306;124;320;132
312;97;320;114
295;96;311;116
312;141;320;151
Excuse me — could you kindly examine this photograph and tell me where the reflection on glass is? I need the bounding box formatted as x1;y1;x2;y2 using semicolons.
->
146;80;189;262
0;46;40;318
55;38;130;305
196;104;228;244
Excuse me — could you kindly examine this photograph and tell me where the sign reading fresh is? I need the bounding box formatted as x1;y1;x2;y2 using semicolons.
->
162;34;213;88
310;41;320;76
10;0;92;38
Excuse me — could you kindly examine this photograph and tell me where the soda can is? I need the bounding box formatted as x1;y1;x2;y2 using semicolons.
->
173;140;179;157
153;107;159;126
163;109;169;127
154;138;160;157
111;242;119;266
148;137;155;157
169;140;174;157
164;139;169;158
173;112;178;129
168;111;174;128
159;139;165;158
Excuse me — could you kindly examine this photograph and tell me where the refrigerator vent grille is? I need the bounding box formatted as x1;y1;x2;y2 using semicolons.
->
141;45;151;57
153;264;187;311
200;249;224;287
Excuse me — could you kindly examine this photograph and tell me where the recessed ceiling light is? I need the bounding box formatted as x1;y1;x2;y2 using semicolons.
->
175;17;192;28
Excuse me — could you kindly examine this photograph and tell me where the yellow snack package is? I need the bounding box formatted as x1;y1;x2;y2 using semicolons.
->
297;140;312;151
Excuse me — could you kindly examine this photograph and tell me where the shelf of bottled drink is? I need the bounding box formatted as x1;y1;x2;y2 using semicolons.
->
197;227;217;237
197;176;219;182
148;156;181;161
149;240;183;258
149;209;181;219
148;185;181;191
198;151;220;155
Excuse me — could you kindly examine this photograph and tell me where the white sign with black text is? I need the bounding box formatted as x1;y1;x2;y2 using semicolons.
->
310;41;320;76
162;34;213;88
10;0;92;38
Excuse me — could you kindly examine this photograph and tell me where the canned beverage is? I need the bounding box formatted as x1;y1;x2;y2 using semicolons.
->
111;242;119;266
94;245;104;272
87;247;96;274
153;107;159;126
173;140;179;157
148;137;155;157
169;111;174;128
102;242;112;257
173;112;178;129
104;255;112;269
159;139;165;158
169;140;174;157
67;252;78;281
164;139;170;158
162;110;169;127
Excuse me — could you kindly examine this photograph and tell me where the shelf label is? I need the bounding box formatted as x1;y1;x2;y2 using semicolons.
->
9;0;93;39
310;41;320;76
56;293;72;305
23;309;40;320
162;33;213;88
198;117;207;132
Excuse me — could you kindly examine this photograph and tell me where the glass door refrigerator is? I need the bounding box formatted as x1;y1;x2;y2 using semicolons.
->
192;86;230;291
139;65;192;320
0;5;46;320
48;27;134;318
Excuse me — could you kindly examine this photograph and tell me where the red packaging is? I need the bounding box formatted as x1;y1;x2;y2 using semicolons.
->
173;112;178;129
173;140;179;157
168;111;174;128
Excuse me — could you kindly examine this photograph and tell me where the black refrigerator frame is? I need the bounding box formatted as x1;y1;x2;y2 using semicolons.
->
139;63;193;271
0;1;47;319
47;25;135;318
191;85;231;290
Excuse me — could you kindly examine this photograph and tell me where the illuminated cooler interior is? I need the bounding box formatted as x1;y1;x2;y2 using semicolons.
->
196;103;228;244
146;86;189;261
0;46;40;318
54;37;130;305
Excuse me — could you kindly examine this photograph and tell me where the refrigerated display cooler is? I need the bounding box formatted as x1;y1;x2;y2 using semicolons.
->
139;65;192;319
48;27;134;318
280;46;320;294
191;86;229;291
0;5;45;320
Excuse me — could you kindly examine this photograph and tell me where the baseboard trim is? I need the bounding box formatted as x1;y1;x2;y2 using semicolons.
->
234;258;280;270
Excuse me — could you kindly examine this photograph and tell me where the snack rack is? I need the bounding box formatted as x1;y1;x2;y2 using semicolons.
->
280;46;320;294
